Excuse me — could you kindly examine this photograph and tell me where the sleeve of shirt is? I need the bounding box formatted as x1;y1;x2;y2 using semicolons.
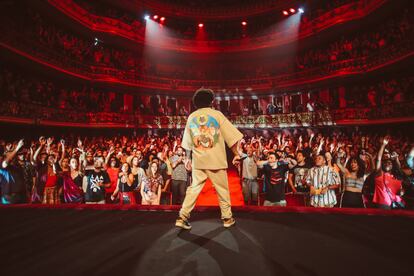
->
138;169;145;185
306;169;313;186
220;114;243;148
329;168;340;185
181;119;193;151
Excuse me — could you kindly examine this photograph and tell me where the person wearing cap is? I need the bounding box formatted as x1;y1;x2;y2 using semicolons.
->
175;88;243;229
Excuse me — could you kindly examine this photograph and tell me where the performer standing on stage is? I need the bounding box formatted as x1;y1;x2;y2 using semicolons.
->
175;88;243;230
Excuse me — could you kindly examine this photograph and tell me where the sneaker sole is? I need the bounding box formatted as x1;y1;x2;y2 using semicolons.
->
175;221;192;230
223;220;236;228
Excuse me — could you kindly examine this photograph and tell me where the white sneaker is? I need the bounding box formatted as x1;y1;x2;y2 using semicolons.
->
175;217;192;230
223;217;236;228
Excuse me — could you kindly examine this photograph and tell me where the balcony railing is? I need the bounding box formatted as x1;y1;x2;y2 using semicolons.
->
138;0;292;20
1;33;413;92
1;101;413;129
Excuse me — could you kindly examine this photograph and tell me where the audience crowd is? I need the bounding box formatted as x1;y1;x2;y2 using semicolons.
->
0;0;413;214
1;128;413;210
1;66;412;122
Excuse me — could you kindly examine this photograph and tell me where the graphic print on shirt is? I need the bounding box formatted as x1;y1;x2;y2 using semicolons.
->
89;175;104;192
270;169;284;185
189;114;220;150
294;167;309;187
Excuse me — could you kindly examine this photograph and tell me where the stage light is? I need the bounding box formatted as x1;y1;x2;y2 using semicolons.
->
144;15;150;20
153;15;158;20
160;17;165;22
283;10;289;16
241;21;247;26
198;23;204;28
94;37;99;46
290;8;296;13
298;8;304;14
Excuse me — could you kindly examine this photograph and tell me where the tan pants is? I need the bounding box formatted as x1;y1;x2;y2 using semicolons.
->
179;168;232;220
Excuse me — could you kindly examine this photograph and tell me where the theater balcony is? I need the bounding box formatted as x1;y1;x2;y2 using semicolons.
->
45;0;389;53
0;101;413;129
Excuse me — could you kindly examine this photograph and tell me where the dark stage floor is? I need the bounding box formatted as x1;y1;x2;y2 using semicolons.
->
0;207;413;276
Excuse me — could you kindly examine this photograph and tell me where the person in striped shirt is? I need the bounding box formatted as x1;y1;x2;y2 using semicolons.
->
306;154;341;207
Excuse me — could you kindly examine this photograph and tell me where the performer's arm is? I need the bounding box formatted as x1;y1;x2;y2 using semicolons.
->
231;142;241;166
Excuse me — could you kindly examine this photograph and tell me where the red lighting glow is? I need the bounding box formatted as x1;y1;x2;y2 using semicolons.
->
290;8;296;13
283;10;289;16
198;23;204;28
241;21;247;26
153;15;159;19
160;17;165;22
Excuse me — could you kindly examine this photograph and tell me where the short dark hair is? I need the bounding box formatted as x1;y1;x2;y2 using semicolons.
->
315;154;326;161
193;88;215;109
268;152;277;158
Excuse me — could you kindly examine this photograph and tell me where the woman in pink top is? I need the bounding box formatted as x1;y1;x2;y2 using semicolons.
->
373;138;404;209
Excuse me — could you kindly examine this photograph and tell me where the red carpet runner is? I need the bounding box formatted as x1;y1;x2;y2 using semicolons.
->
196;169;244;206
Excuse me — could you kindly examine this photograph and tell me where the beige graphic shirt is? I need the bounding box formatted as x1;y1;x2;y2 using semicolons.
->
181;107;243;170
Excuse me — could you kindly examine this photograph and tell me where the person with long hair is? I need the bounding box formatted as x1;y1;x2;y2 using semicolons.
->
55;156;83;203
141;161;162;205
336;150;366;208
111;162;135;204
130;155;146;202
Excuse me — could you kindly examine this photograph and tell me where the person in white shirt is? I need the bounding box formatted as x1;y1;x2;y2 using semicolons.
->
306;154;340;207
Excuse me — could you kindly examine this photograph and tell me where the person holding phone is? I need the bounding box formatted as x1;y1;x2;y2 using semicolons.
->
111;162;135;204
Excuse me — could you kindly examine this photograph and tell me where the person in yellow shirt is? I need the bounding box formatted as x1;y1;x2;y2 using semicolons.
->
175;88;243;229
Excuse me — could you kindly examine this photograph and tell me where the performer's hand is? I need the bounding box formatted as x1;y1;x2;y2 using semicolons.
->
232;155;241;166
